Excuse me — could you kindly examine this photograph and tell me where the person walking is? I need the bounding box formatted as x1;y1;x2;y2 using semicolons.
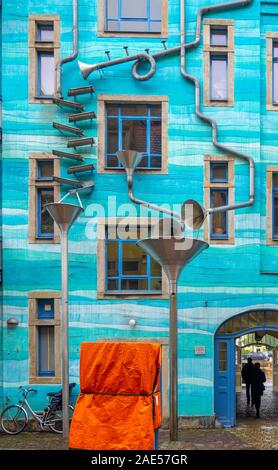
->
241;357;254;404
251;362;266;418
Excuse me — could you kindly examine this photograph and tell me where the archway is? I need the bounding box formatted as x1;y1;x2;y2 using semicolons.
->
214;309;278;427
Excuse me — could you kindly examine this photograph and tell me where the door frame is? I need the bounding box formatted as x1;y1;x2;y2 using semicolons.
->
214;321;278;427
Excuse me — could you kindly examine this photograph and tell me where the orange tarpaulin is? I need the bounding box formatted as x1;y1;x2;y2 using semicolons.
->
69;342;162;450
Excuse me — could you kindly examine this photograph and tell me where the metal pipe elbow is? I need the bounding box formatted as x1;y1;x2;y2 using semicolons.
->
132;53;157;81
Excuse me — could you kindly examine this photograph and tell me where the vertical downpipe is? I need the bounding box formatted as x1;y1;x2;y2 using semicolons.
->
56;0;78;98
61;230;69;438
169;284;178;441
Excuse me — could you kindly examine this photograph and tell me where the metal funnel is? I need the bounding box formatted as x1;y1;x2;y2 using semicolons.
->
116;150;143;184
45;203;84;234
137;237;208;290
181;199;207;230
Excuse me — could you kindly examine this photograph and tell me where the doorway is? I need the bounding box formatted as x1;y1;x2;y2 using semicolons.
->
214;309;278;427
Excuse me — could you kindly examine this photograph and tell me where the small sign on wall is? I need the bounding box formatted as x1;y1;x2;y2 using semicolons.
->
195;346;206;355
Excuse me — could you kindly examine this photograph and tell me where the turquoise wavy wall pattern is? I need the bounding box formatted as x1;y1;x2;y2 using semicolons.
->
1;0;278;417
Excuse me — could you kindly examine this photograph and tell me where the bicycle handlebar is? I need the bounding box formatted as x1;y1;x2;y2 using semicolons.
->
19;386;37;396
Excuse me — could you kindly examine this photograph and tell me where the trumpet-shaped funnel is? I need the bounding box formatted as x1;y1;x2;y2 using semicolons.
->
116;150;143;182
181;199;207;230
137;237;208;287
46;203;84;234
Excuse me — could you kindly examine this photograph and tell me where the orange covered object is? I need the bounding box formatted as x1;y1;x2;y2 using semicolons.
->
69;342;162;450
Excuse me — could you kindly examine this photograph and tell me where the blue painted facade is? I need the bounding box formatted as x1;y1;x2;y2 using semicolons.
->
1;0;278;420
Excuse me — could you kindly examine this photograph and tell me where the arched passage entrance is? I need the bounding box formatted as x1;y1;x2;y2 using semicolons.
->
214;309;278;427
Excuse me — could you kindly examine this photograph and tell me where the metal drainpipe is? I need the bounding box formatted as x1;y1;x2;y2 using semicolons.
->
56;0;78;98
180;0;255;215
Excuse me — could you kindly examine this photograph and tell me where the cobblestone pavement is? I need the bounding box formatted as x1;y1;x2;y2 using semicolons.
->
0;388;277;450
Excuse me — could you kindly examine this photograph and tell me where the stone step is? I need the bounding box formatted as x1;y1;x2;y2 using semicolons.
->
52;150;85;162
67;137;95;149
53;176;82;187
53;98;84;111
67;85;94;97
52;122;84;136
67;163;94;175
68;111;96;123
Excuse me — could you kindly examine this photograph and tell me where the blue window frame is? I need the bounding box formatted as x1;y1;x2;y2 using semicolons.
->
273;42;278;105
36;23;54;42
37;188;54;238
210;162;228;183
38;299;55;320
105;0;162;33
37;51;55;97
272;173;278;239
105;226;162;293
38;326;55;376
37;160;54;181
105;103;162;169
210;54;228;101
210;189;228;239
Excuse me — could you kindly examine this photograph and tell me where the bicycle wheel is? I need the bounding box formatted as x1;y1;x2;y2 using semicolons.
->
1;405;28;435
48;405;74;434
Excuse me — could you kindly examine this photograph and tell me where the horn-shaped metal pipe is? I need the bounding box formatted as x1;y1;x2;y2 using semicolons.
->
78;52;156;81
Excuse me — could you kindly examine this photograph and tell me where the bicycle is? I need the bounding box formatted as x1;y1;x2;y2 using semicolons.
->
0;384;75;435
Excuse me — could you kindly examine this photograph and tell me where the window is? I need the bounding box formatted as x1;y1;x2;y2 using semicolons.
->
210;189;228;239
29;292;61;384
105;0;162;33
266;167;278;244
98;0;167;36
105;103;162;169
218;342;227;372
29;153;60;243
97;219;168;298
266;33;278;110
98;95;168;173
37;23;54;42
273;174;278;239
37;188;54;238
204;156;234;244
210;162;228;182
37;51;55;97
29;15;60;103
210;55;228;101
203;20;234;106
106;226;162;293
210;27;227;47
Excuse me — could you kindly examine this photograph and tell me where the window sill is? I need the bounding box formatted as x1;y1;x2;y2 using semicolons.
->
29;376;61;384
97;31;168;39
98;291;168;300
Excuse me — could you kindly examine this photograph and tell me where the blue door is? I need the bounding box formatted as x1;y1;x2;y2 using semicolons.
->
214;338;235;427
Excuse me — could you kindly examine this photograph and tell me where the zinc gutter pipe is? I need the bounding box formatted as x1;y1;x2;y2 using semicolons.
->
180;0;255;215
127;181;181;220
56;0;78;98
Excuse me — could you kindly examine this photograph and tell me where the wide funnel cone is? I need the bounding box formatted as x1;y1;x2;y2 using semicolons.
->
181;199;207;230
137;237;208;285
116;150;143;182
46;203;84;233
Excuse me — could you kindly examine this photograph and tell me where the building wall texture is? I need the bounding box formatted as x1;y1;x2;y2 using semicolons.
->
1;0;278;417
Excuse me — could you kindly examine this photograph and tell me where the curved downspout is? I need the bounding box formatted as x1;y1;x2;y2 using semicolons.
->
56;0;78;98
180;0;255;214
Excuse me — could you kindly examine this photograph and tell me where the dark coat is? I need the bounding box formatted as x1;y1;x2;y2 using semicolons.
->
251;369;266;397
241;363;254;383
